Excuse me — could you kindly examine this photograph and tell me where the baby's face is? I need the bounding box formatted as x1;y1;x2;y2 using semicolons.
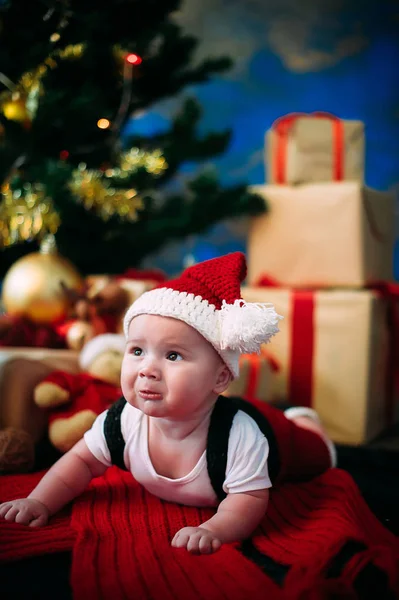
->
121;314;230;420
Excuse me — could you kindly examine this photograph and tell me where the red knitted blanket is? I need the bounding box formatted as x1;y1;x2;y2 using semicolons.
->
1;467;398;599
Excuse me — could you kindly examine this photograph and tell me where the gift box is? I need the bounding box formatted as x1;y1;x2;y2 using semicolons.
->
225;349;279;403
248;182;395;288
0;348;79;445
242;286;398;445
266;113;364;185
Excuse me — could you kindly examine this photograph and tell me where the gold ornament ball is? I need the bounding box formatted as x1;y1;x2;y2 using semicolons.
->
2;97;29;124
2;251;84;324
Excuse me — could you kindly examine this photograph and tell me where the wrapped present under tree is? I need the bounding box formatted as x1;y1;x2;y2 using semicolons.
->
248;182;394;288
225;348;279;404
242;285;399;445
266;112;364;185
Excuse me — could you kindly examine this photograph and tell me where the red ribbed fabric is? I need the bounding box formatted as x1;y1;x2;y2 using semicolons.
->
0;470;75;561
1;468;398;598
252;469;399;597
70;467;282;600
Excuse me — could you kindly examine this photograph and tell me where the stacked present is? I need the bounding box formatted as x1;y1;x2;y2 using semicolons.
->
242;112;398;445
225;348;280;404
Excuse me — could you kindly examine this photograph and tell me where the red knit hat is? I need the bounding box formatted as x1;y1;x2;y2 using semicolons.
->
123;252;282;377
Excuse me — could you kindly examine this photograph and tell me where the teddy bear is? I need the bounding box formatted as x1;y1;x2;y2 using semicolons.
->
33;333;126;454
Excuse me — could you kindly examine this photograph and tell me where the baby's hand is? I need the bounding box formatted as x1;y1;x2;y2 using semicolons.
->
0;498;49;527
171;526;222;554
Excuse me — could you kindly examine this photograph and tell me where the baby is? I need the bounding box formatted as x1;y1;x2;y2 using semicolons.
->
0;252;335;554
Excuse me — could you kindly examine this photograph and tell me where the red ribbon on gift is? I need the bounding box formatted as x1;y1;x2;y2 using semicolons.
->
257;276;399;425
369;281;399;425
272;112;345;184
289;291;315;408
258;276;315;407
242;348;280;402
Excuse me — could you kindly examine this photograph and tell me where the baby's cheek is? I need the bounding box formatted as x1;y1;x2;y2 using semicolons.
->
178;375;201;394
120;374;133;398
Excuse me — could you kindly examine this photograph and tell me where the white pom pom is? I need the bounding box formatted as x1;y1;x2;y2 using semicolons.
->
219;299;283;353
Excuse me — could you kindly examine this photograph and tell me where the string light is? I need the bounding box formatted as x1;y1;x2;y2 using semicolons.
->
97;118;110;129
46;0;71;45
1;45;136;133
59;150;69;160
109;52;143;149
125;53;142;65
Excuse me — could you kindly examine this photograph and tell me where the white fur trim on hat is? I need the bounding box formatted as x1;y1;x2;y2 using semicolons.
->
79;333;126;370
123;288;282;378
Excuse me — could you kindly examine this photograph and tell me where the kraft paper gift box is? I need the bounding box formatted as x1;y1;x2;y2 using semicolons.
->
248;182;395;288
266;113;364;185
225;349;279;404
242;286;398;446
0;348;79;445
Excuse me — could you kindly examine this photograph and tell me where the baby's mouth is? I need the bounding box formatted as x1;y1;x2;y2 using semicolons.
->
138;390;162;400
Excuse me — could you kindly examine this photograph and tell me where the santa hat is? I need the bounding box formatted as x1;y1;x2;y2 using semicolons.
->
80;333;126;370
123;252;282;378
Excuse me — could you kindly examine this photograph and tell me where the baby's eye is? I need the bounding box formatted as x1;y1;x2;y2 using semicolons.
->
131;347;142;356
167;351;182;362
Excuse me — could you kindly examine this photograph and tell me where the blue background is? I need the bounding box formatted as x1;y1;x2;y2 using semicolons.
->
125;0;399;275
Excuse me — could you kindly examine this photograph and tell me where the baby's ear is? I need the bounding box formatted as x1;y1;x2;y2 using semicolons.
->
213;364;232;394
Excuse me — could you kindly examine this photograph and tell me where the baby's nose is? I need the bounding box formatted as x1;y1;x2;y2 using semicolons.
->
139;361;160;379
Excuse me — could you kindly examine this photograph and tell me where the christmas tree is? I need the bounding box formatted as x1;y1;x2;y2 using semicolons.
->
0;0;264;276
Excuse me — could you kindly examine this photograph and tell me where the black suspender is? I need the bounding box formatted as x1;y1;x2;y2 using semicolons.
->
103;395;281;497
206;396;281;502
227;397;280;482
103;396;128;471
206;395;240;502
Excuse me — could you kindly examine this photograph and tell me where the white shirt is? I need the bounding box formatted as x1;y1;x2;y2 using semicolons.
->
84;403;272;507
